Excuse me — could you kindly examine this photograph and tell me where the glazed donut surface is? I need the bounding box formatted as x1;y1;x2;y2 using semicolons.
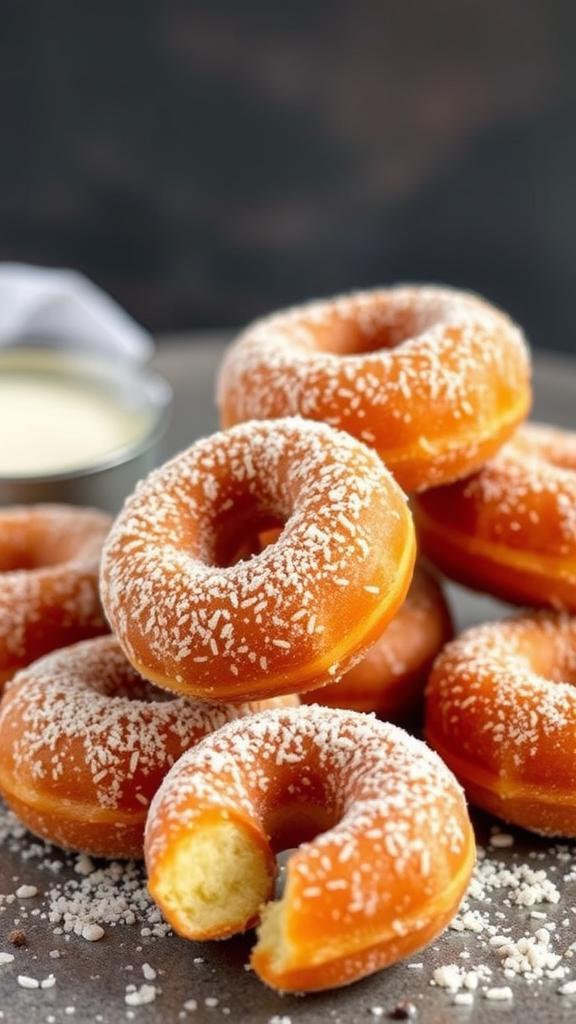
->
0;635;297;860
302;561;453;722
216;285;532;493
100;417;416;703
144;704;475;992
412;422;576;611
425;611;576;837
0;503;112;689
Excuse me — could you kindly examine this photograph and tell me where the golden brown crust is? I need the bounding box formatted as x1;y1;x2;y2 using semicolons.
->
0;503;112;688
425;611;576;836
144;704;475;991
216;285;532;493
412;422;576;611
0;635;298;859
302;561;453;722
100;417;416;703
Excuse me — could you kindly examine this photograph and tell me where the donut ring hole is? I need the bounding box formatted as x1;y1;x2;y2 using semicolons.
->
295;310;425;357
209;508;286;568
181;450;297;568
262;771;340;855
510;424;576;473
518;630;576;687
287;295;464;358
0;517;103;571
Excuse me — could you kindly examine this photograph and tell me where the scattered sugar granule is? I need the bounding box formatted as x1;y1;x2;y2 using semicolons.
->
74;854;95;876
431;963;464;992
484;986;514;1000
17;975;40;989
489;833;515;849
453;992;474;1006
125;983;157;1006
558;979;576;995
81;923;105;942
15;884;38;899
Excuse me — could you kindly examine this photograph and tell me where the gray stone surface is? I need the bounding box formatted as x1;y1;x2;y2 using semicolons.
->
0;335;574;1023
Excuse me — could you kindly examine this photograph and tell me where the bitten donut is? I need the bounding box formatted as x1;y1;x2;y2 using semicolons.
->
302;562;453;722
0;503;112;689
216;285;532;493
412;422;576;611
100;417;416;703
425;611;576;837
144;704;475;993
0;635;298;860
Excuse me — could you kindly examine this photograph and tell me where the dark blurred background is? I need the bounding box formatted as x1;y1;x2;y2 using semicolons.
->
1;0;576;353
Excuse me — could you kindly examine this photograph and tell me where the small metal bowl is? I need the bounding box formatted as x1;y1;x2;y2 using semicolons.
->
0;345;172;512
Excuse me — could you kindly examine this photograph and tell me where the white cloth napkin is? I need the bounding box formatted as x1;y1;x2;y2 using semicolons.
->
0;263;154;362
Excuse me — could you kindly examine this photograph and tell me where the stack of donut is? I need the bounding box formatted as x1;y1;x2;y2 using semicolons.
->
4;280;572;995
213;284;576;845
415;423;576;839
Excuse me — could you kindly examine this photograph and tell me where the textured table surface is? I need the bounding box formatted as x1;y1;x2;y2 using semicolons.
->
0;335;575;1024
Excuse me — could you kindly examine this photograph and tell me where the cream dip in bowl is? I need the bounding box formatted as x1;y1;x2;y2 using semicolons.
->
0;345;172;512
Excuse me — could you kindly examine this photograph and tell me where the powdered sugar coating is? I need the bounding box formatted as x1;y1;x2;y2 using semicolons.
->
146;703;469;866
413;422;576;610
458;423;576;550
216;285;532;493
145;704;475;989
0;504;112;685
0;635;291;859
425;611;576;835
100;417;415;702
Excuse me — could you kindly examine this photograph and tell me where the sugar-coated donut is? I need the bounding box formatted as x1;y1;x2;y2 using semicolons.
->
100;417;416;703
216;285;532;493
412;422;576;611
144;704;475;992
302;562;453;722
0;635;298;860
425;611;576;837
0;503;112;689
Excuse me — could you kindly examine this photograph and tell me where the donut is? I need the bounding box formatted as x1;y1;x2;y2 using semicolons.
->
216;284;532;493
301;562;453;722
425;611;576;837
0;503;112;689
100;417;416;703
0;635;298;860
412;422;576;611
144;704;475;992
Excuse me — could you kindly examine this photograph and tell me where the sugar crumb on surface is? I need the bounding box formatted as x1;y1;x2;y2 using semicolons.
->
2;775;576;1019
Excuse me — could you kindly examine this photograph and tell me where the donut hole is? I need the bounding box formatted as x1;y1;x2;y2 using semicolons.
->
510;619;576;688
294;302;436;357
267;803;335;857
527;646;576;688
0;518;102;571
148;775;340;940
212;514;284;567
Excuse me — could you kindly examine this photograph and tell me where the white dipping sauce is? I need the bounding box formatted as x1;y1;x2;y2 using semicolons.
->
0;374;152;476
